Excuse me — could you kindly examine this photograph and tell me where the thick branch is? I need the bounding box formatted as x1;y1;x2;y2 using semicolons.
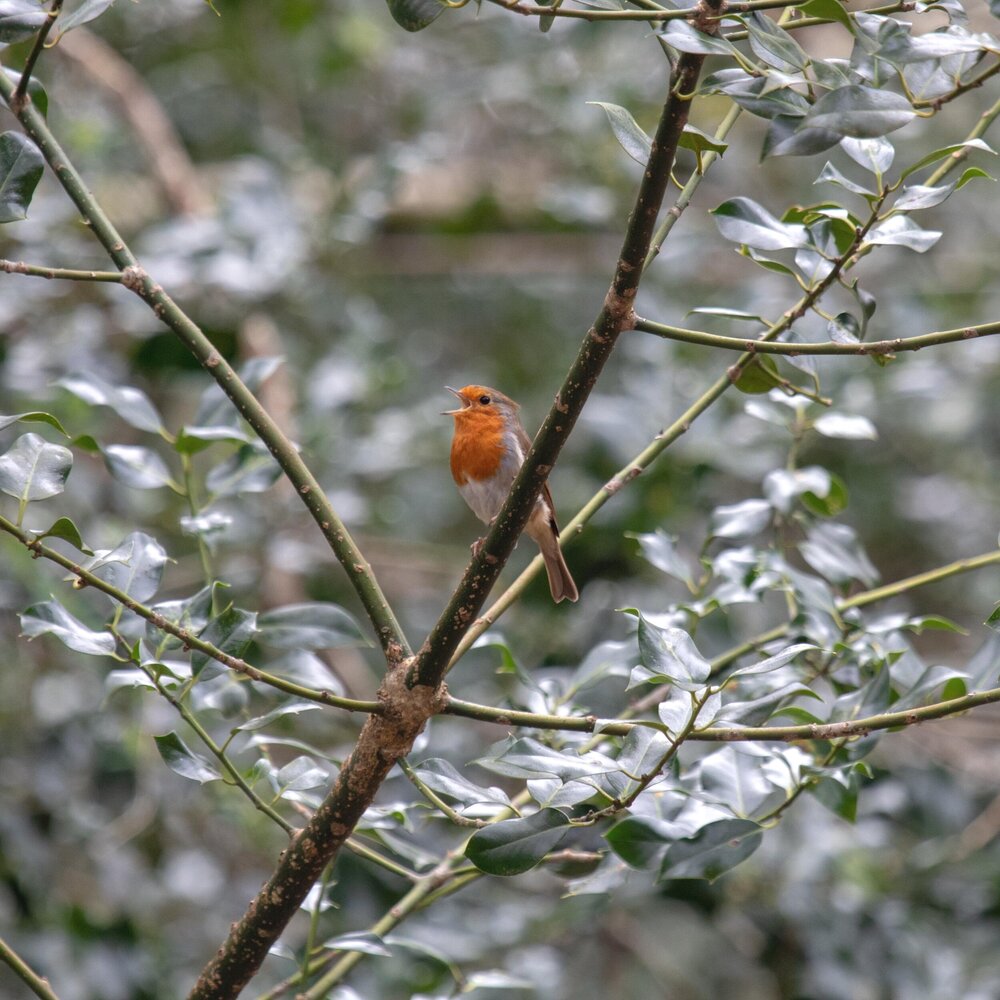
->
634;316;1000;355
0;70;410;664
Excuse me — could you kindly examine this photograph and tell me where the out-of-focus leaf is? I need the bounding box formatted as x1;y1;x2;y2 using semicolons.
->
231;701;322;733
275;755;328;791
762;116;842;159
465;809;569;876
588;101;651;165
0;433;72;502
50;0;114;42
193;356;283;430
0;411;68;435
56;372;165;434
800;522;879;586
631;530;694;586
661;20;740;55
734;356;784;395
1;69;46;116
385;0;444;31
205;443;282;497
321;932;392;957
475;737;618;783
20;599;116;656
147;584;215;650
154;731;222;783
256;602;370;649
813;413;878;439
0;3;49;45
0;132;43;223
709;498;773;539
727;644;818;679
103;444;178;491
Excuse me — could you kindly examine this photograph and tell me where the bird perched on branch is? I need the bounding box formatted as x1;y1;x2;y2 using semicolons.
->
444;384;578;603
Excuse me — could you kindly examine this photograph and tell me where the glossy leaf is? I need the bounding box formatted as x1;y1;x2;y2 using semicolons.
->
588;102;651;165
800;522;879;586
816;161;874;197
0;432;72;502
898;138;994;181
412;758;511;808
191;605;257;678
230;701;322;733
634;615;711;690
712;197;810;250
727;643;818;679
743;12;808;71
841;135;895;174
679;124;728;156
84;532;169;603
0;411;68;435
147;585;215;650
32;516;92;554
20;600;116;656
660;818;762;881
465;808;570;876
864;215;942;252
660;20;739;56
154;731;222;783
799;0;854;32
763;116;841;159
0;131;44;223
606;814;685;869
803;86;915;139
699;747;786;818
56;372;164;434
256;601;370;649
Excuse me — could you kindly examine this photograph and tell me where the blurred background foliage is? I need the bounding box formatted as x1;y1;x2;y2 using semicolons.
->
1;0;999;997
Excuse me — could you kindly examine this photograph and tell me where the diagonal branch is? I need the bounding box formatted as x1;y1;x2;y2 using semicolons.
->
185;9;723;994
0;70;410;665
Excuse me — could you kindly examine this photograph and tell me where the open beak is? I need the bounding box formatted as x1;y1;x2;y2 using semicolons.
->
442;386;469;415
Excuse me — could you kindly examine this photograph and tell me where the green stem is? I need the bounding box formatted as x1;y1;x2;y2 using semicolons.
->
12;0;63;110
0;936;61;1000
0;70;410;665
0;259;122;281
925;92;1000;187
633;316;1000;355
0;514;380;714
398;758;488;828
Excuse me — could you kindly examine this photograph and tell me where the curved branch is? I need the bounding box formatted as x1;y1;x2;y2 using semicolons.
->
0;70;411;665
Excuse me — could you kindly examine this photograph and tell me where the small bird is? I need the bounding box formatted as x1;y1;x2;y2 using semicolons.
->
444;384;578;603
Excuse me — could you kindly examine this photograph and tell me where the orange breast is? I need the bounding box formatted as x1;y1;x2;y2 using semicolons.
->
450;413;506;484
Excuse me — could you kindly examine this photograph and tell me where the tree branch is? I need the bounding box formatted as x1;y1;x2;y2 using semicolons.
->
487;0;805;20
0;259;122;281
0;514;379;715
11;0;63;111
633;316;1000;355
0;70;410;665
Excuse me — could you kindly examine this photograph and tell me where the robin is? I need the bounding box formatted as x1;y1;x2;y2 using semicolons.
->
444;384;579;604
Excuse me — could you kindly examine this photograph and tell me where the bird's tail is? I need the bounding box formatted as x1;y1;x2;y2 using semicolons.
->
534;530;579;604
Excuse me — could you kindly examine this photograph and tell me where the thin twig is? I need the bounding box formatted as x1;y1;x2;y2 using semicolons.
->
12;0;64;110
0;935;61;1000
0;259;122;281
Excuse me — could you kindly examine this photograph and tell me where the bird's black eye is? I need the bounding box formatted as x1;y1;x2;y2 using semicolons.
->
479;394;491;405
